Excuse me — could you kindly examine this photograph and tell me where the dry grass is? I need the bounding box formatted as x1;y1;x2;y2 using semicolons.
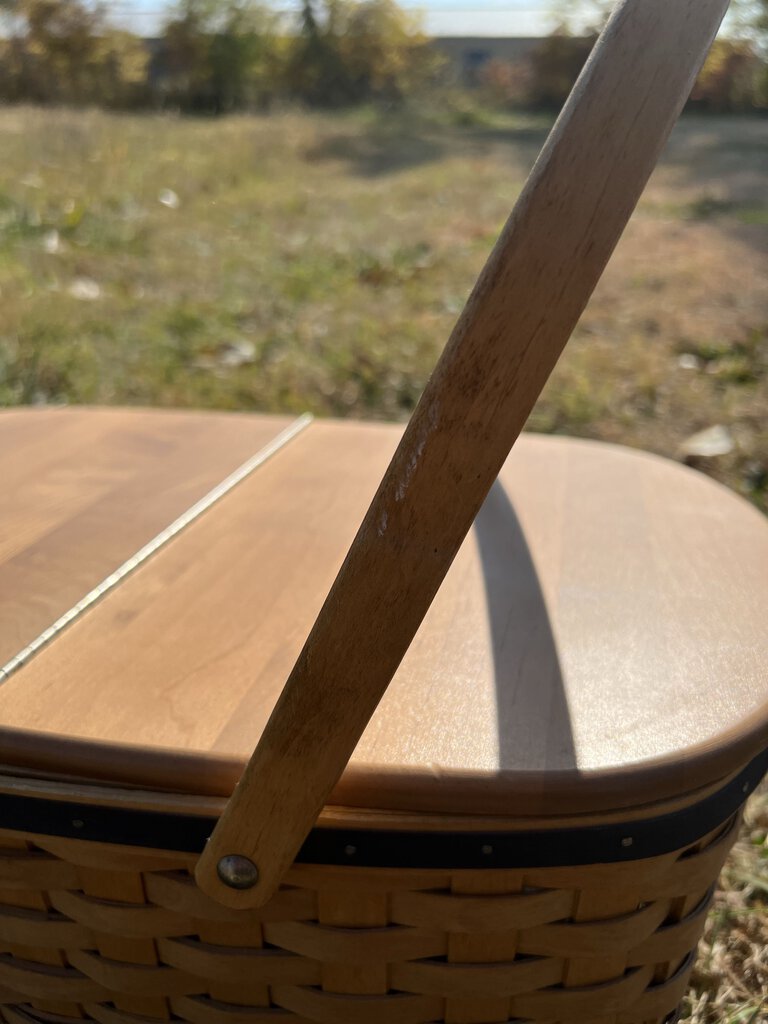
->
0;106;766;1018
0;107;765;508
682;788;768;1023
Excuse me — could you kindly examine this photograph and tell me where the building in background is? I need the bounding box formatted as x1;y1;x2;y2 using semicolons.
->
432;37;542;87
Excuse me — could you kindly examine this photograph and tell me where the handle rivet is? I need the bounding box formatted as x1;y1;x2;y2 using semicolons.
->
217;854;259;890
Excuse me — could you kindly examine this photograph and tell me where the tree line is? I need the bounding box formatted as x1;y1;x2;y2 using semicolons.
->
503;33;768;115
0;0;442;110
0;0;766;114
522;0;768;114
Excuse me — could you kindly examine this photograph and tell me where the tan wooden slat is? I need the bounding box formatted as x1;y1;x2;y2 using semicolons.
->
0;407;298;665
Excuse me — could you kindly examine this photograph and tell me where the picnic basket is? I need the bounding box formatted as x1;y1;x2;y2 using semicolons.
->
1;2;767;1022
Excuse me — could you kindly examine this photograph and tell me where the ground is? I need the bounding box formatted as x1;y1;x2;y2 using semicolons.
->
0;106;766;1020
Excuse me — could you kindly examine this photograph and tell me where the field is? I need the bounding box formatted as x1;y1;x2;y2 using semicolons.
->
0;107;766;1019
1;107;766;506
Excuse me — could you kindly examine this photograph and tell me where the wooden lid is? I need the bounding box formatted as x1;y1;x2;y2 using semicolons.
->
1;408;767;816
0;406;299;667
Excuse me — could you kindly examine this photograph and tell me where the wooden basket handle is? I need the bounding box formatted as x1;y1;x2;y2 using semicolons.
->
196;0;729;908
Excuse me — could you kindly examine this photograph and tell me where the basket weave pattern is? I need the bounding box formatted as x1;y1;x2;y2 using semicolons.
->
0;815;738;1024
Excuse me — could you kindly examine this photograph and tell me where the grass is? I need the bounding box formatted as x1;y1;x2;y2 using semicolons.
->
682;786;768;1023
0;106;765;510
0;105;766;1018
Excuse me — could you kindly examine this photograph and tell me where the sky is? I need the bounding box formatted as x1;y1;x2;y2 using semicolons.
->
106;0;558;38
106;0;741;39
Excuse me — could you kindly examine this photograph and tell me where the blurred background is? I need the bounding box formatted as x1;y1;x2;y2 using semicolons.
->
0;2;766;1019
0;0;766;513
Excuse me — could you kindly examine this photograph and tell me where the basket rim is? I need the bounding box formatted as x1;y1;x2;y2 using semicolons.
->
1;705;767;819
1;747;764;869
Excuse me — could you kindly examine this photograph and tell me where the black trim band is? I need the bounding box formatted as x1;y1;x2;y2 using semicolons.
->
2;748;766;869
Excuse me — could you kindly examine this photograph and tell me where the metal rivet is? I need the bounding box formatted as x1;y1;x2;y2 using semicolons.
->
217;854;259;890
71;819;84;830
344;845;357;857
621;836;634;847
481;844;494;856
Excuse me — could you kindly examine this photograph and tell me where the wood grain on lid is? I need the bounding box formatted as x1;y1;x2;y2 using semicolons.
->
1;411;767;816
0;407;298;666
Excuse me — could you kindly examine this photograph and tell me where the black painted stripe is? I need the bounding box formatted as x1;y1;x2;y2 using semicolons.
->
1;748;765;869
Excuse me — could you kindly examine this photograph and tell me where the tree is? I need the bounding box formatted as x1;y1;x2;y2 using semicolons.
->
0;0;148;106
159;0;279;112
95;29;150;108
547;0;612;35
285;0;353;105
286;0;438;106
340;0;437;101
731;0;768;105
691;38;765;111
0;0;106;103
0;0;150;104
528;27;596;110
726;0;768;49
551;0;768;45
543;0;768;112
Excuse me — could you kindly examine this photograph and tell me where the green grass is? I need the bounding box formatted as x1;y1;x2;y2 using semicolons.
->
0;106;765;510
0;105;766;1019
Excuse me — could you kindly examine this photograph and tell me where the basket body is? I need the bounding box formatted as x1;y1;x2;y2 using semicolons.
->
0;809;741;1024
2;413;767;1022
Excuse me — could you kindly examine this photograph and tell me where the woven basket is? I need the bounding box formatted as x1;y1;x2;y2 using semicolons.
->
0;815;742;1024
0;776;760;1022
3;412;767;1024
2;3;766;1023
